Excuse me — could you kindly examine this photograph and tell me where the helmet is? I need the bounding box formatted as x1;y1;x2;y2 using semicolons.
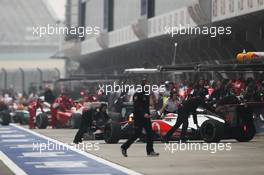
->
38;96;45;102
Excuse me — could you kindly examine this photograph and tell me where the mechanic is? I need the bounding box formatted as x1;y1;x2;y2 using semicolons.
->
28;98;44;129
93;103;110;127
162;92;212;142
121;79;159;157
51;92;74;128
161;81;174;104
191;79;208;98
208;80;228;108
160;89;180;115
73;103;94;144
82;91;97;103
44;86;55;104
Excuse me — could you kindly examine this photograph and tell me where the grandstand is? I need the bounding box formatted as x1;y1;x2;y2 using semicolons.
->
0;0;65;93
0;0;59;56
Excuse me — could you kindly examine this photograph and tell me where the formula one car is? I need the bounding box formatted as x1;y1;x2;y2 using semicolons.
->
103;101;259;143
11;103;29;125
35;102;82;129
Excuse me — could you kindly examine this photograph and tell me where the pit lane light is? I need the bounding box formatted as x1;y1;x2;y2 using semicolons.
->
236;50;264;62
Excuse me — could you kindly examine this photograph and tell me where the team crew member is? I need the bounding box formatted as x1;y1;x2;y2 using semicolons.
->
73;103;94;144
93;103;110;127
160;89;180;115
51;93;74;128
192;79;208;98
44;86;55;104
121;79;159;157
162;93;211;142
28;98;44;129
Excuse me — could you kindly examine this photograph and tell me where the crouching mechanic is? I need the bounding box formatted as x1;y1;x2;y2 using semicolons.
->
73;103;110;144
28;98;44;129
162;93;212;142
121;79;159;157
73;103;94;144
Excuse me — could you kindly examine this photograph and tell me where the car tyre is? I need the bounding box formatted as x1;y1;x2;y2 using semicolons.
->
0;111;11;126
104;122;121;144
235;122;256;142
36;113;48;129
200;120;224;143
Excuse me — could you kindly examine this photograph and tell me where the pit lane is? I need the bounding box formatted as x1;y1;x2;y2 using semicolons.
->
24;127;264;175
0;124;141;175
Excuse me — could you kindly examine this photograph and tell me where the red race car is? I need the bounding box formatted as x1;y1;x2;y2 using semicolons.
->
35;95;82;129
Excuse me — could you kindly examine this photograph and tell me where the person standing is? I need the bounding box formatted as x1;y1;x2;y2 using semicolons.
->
160;89;180;115
121;79;159;157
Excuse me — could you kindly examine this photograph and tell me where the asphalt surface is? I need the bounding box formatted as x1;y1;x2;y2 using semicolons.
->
33;128;264;175
0;160;15;175
0;124;139;175
1;125;264;175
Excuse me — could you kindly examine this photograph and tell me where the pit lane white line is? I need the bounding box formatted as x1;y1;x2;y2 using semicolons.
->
52;174;111;175
10;124;142;175
0;128;12;130
0;134;26;138
0;151;27;175
0;130;17;134
1;139;32;142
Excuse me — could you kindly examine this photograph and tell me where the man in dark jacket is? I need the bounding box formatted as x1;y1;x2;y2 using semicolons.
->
44;87;55;104
93;103;110;128
163;93;211;142
192;79;208;98
73;103;94;144
121;79;159;157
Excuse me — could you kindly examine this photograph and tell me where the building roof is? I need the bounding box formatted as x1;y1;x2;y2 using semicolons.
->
0;0;60;57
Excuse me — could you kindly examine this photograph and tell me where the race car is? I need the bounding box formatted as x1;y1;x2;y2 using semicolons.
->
35;101;82;129
103;102;259;143
10;103;29;125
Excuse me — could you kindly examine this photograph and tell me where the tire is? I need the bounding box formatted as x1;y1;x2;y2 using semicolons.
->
13;113;21;123
70;113;82;129
235;122;256;142
200;120;224;143
36;113;48;129
104;122;121;144
0;111;11;126
19;113;29;125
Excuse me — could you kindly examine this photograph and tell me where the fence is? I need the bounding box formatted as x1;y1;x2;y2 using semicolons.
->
0;68;60;95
